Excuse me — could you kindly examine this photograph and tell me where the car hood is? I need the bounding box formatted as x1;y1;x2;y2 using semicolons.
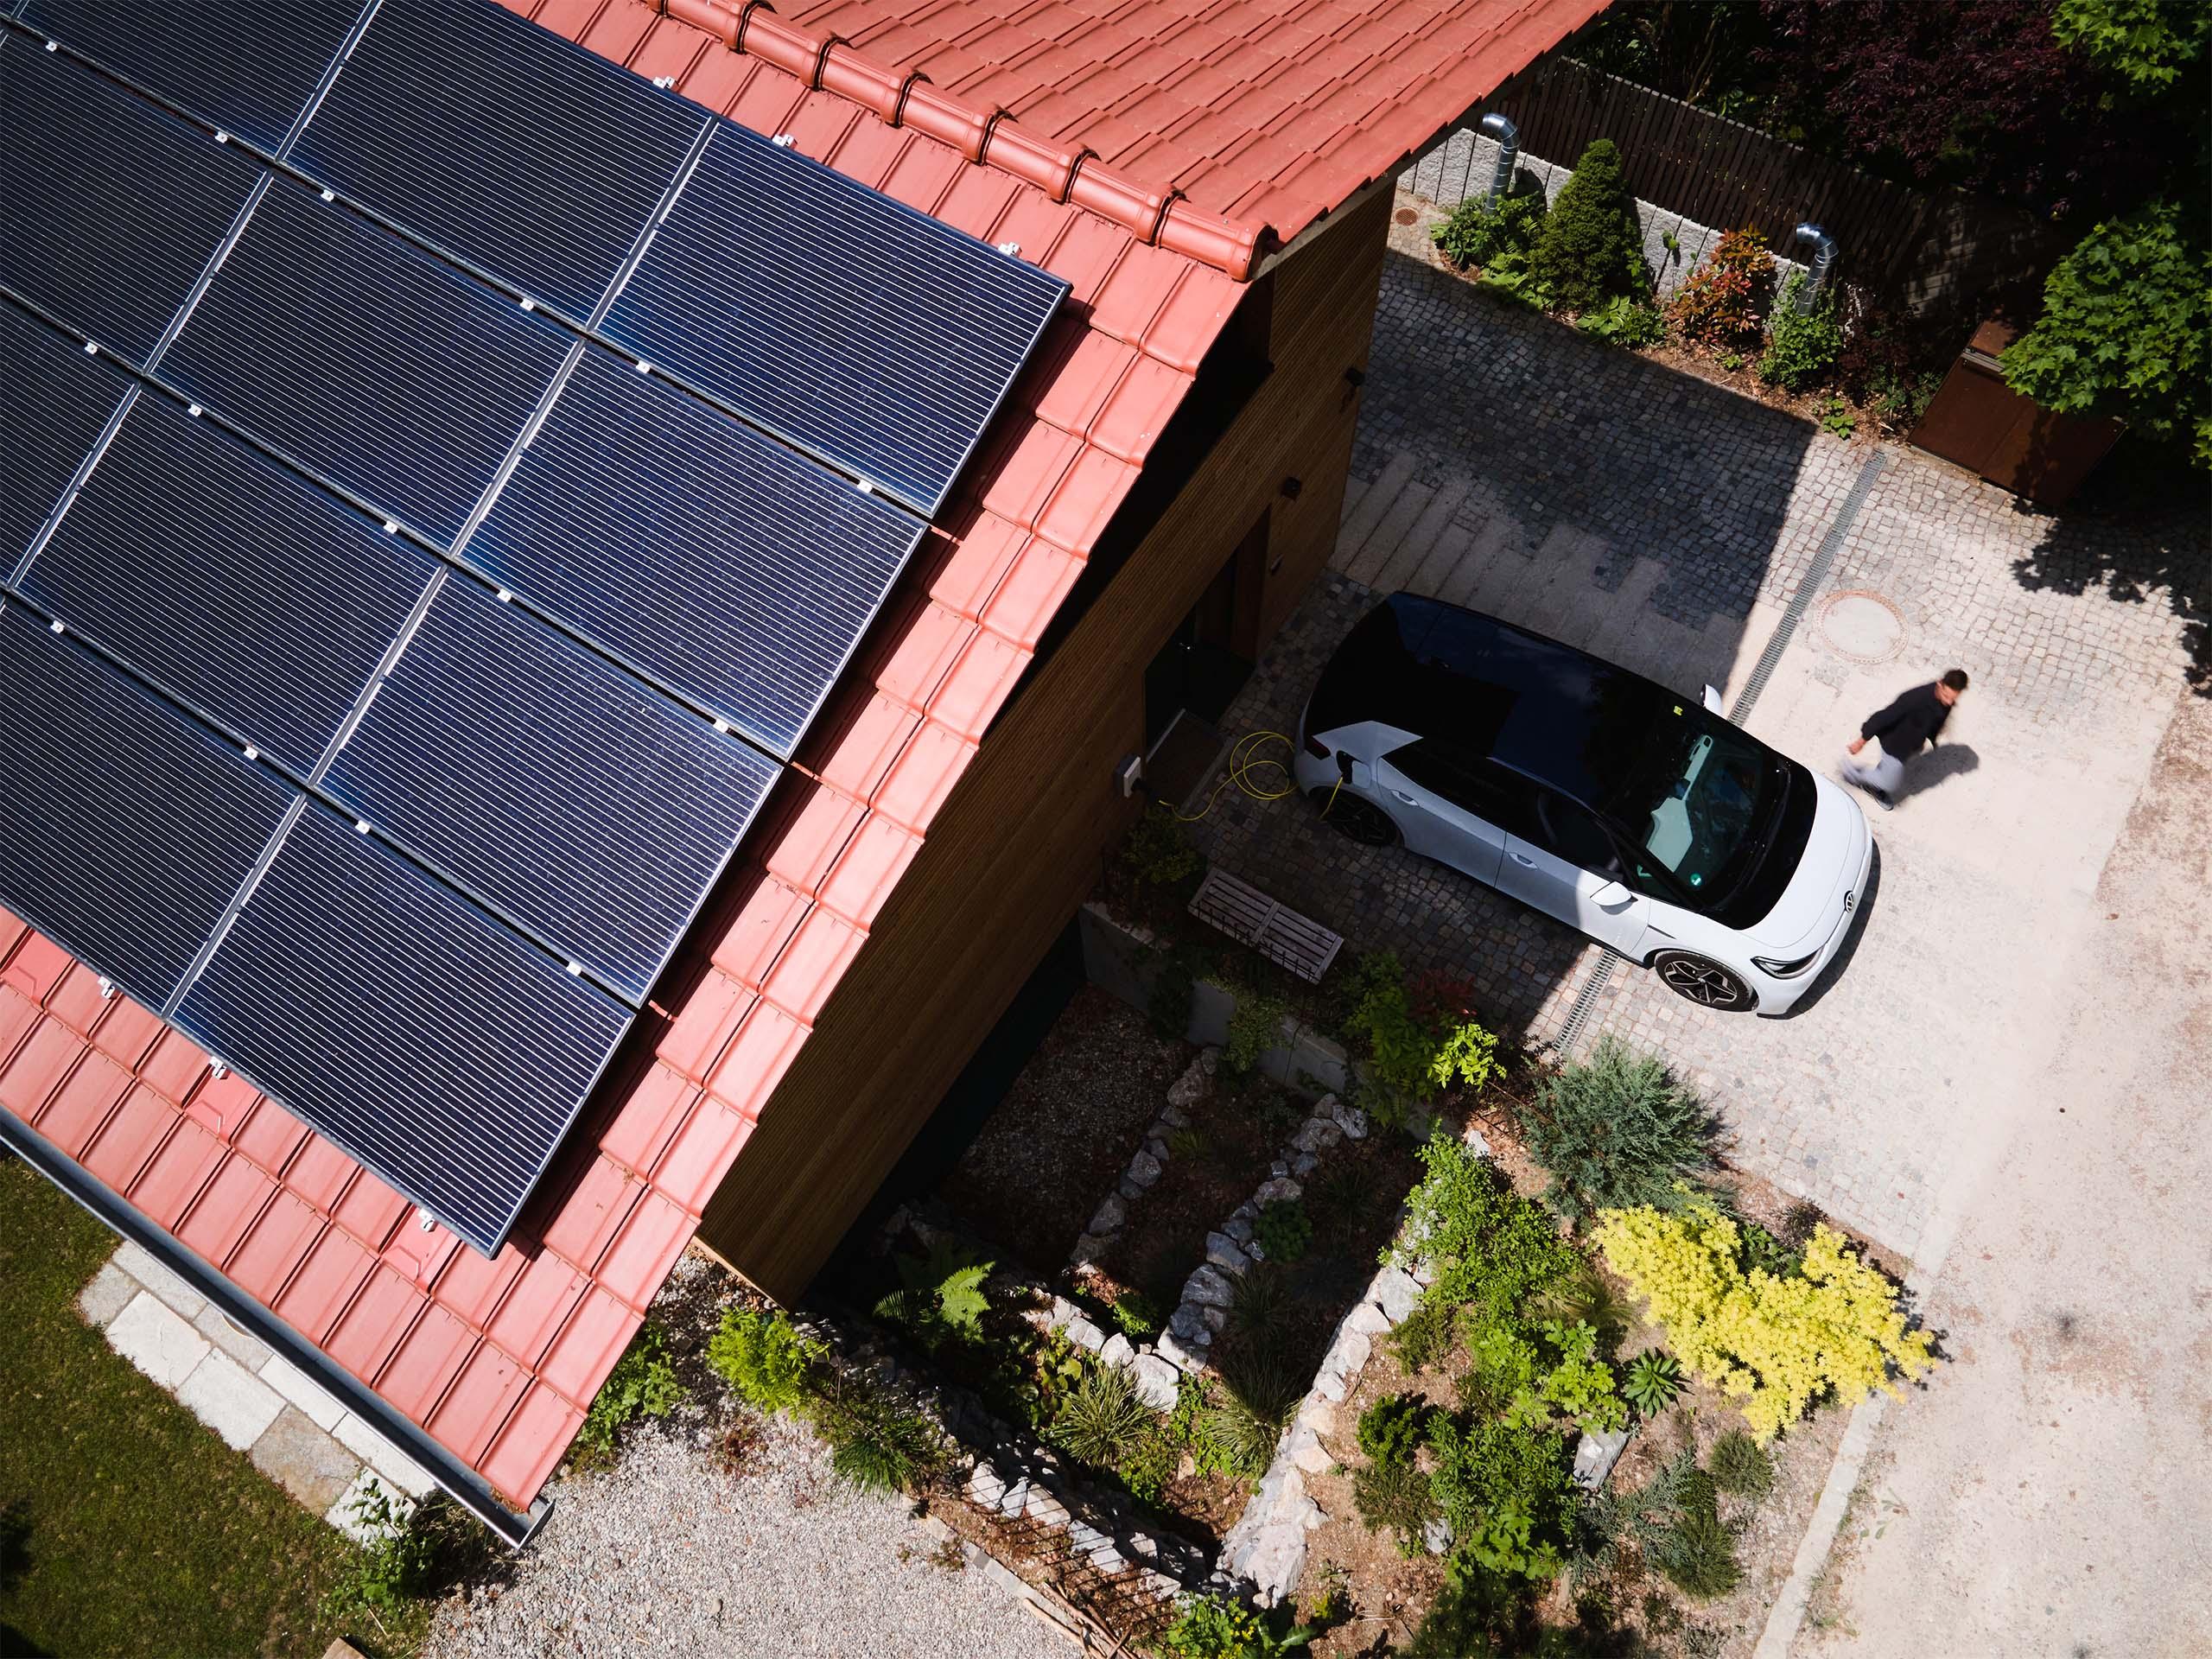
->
1748;773;1870;950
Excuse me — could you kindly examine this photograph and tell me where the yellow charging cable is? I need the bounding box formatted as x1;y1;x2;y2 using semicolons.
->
1169;729;1313;823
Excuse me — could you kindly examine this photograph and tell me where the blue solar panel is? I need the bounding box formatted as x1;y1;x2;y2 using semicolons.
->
175;805;632;1254
19;395;438;773
0;36;264;364
158;181;571;545
0;303;130;571
603;121;1067;514
17;0;365;154
290;0;708;322
467;350;923;757
324;581;780;1001
0;602;294;1008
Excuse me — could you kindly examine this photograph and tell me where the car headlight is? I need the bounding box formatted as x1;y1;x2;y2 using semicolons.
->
1751;950;1820;979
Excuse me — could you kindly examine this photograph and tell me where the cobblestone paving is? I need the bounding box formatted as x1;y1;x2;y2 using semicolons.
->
1188;207;2208;1259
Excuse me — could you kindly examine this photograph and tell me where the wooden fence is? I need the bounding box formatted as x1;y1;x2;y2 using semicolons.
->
1470;56;2063;315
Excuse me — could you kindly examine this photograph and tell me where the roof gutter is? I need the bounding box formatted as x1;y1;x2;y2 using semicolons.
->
0;1105;550;1550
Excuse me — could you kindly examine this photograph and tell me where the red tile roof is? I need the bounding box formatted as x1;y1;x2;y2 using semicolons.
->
651;0;1610;272
0;0;1599;1520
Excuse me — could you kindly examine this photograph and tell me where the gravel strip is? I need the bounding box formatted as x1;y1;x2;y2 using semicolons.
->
423;1419;1070;1659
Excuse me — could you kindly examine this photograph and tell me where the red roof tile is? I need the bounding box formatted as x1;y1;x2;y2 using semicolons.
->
0;0;1593;1523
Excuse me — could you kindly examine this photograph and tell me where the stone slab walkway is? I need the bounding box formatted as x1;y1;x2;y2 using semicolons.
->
79;1240;435;1539
1188;203;2208;1262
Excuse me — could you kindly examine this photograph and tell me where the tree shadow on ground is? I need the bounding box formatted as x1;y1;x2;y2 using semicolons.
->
2010;487;2212;697
0;1503;54;1659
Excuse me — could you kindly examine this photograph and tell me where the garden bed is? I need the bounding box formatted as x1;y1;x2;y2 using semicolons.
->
933;986;1193;1275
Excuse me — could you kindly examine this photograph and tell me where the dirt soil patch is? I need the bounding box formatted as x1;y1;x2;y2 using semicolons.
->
937;987;1193;1275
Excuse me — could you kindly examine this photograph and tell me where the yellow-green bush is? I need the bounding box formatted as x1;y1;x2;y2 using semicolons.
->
1591;1199;1934;1439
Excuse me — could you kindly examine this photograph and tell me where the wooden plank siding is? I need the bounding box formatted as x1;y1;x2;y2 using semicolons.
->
693;188;1396;1300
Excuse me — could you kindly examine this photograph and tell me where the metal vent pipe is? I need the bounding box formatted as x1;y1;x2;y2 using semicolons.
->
1478;112;1519;201
1793;223;1837;309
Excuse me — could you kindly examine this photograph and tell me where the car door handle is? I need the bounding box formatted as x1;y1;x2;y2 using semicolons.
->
1510;852;1536;867
1390;791;1417;804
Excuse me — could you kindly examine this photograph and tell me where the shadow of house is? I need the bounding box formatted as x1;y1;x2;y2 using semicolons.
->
1179;245;1832;1038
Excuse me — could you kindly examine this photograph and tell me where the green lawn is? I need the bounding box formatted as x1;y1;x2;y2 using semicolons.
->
0;1154;423;1658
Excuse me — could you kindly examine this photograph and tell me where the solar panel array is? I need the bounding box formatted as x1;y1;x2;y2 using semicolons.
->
0;0;1065;1254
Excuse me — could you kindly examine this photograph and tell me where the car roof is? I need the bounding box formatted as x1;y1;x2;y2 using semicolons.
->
1311;592;1699;807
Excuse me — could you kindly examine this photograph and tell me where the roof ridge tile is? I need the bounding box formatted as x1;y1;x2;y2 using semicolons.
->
660;0;1264;274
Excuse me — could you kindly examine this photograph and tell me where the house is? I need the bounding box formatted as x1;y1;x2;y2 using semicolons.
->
0;0;1602;1541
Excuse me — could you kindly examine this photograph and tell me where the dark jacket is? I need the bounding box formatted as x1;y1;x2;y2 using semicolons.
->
1862;683;1952;758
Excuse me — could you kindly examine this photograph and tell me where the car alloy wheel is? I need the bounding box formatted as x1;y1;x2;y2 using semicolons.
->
1309;786;1400;848
1652;951;1757;1012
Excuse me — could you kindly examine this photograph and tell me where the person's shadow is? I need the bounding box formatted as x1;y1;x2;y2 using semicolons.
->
1898;742;1980;802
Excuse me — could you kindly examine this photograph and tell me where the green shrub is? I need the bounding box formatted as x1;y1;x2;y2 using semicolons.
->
1147;940;1205;1039
1357;1393;1428;1468
1505;1320;1626;1436
1341;953;1437;1123
1430;1017;1503;1094
1160;1592;1317;1657
1110;1289;1162;1339
1433;188;1548;270
1353;1455;1442;1557
1738;1221;1802;1281
1758;272;1843;391
1225;991;1289;1080
1516;1038;1719;1224
1399;1135;1585;1326
1820;396;1858;440
1426;1414;1575;1580
1708;1429;1774;1499
1254;1199;1313;1264
320;1491;497;1637
1124;803;1205;892
1578;295;1667;347
1388;1296;1455;1374
1670;229;1774;345
1398;1560;1529;1659
708;1305;823;1414
1621;1351;1684;1418
1457;1309;1541;1416
571;1321;684;1468
1630;1447;1741;1599
1051;1360;1155;1465
1529;1269;1634;1356
1530;140;1649;313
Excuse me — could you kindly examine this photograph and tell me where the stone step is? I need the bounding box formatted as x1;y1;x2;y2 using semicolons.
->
1519;525;1612;641
1439;514;1523;609
1333;450;1415;570
1344;476;1437;588
1370;477;1474;594
1580;556;1669;664
1402;519;1475;600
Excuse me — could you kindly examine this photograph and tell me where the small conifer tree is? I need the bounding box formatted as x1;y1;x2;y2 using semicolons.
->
1530;138;1649;313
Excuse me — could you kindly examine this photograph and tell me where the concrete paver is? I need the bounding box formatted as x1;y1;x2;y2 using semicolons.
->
105;1290;212;1389
176;1350;286;1451
251;1404;367;1513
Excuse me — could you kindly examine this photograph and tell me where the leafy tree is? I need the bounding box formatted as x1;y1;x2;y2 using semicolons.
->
1530;140;1649;312
2052;0;2212;90
2000;201;2212;466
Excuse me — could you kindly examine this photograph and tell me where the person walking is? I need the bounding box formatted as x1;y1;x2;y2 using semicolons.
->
1843;669;1968;810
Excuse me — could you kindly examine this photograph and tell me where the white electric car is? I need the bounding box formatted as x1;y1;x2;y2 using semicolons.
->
1294;594;1872;1014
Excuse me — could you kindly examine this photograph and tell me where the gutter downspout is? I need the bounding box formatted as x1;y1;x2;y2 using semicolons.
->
1793;223;1837;309
0;1105;551;1549
1478;112;1519;201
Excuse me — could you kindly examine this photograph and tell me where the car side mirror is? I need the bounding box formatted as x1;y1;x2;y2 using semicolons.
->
1701;683;1726;715
1590;879;1636;910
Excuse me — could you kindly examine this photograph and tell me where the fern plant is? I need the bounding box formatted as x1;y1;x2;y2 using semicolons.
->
873;1238;993;1343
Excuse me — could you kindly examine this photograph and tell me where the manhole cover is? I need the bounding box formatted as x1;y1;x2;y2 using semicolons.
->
1394;207;1419;225
1816;589;1906;664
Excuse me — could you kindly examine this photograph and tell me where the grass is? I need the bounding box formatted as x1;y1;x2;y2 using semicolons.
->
0;1154;413;1659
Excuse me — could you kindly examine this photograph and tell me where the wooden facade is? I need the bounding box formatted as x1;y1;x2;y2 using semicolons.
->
696;188;1395;1300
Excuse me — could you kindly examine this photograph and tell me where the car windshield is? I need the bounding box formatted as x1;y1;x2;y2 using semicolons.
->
1591;703;1779;893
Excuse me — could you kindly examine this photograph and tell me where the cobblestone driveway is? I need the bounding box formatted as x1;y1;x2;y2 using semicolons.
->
1187;203;2208;1261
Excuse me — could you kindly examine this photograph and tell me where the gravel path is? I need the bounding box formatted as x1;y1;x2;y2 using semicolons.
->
423;1418;1069;1659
